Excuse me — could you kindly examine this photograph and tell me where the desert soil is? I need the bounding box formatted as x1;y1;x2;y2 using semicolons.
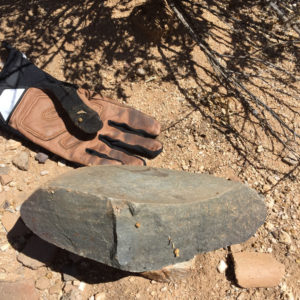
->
0;0;299;299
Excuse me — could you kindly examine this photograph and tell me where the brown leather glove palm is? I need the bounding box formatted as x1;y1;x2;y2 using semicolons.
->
7;88;163;166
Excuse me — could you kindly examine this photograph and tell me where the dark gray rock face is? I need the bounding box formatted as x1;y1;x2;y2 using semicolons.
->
21;166;266;272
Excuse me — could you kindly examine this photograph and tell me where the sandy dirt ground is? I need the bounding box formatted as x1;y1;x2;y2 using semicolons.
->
0;1;299;299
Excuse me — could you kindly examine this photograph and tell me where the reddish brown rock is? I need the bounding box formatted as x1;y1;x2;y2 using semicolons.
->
232;252;285;288
0;280;39;300
141;256;196;282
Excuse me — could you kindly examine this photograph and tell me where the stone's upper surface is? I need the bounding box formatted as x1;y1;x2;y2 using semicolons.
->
21;166;266;272
49;165;239;204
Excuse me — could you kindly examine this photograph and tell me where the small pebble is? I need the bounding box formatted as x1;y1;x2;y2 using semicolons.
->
265;222;275;231
95;292;106;300
217;260;228;273
0;174;13;186
40;170;49;176
12;151;29;171
280;282;287;292
257;145;264;153
58;161;66;167
279;231;292;245
0;243;10;251
73;280;81;286
78;282;86;291
35;277;51;290
35;152;49;164
136;67;146;77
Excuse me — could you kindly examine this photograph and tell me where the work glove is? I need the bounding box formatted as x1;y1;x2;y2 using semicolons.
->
0;44;162;166
0;42;102;134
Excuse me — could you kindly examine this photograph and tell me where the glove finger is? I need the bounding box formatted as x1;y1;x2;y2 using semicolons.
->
108;107;161;137
86;143;145;166
99;128;163;159
85;151;122;166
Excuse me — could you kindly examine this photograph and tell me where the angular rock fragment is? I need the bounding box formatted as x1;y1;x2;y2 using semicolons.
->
12;151;29;171
21;166;266;272
232;252;285;288
141;256;196;282
0;174;13;186
35;152;49;164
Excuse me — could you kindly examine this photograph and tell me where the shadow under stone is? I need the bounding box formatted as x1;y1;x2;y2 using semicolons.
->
7;218;133;284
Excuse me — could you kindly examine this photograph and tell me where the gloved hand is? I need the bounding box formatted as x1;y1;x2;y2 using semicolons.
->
0;42;102;134
0;45;163;166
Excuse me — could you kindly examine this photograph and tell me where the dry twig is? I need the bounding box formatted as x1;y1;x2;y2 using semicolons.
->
165;0;300;158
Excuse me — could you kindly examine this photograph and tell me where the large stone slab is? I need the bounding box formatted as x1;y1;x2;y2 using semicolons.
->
21;166;266;272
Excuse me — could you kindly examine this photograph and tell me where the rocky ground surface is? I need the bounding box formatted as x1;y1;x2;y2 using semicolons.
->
0;0;299;299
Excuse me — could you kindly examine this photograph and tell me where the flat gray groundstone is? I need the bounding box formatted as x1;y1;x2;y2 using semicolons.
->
21;166;266;272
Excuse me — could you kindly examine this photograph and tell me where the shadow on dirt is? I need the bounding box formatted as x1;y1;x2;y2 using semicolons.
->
0;0;299;181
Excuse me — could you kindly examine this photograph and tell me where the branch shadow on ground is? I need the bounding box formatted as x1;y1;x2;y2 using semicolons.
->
0;1;298;183
0;0;299;179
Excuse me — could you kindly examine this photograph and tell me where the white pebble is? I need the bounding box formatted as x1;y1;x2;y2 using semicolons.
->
280;282;287;292
280;231;292;245
257;145;264;153
40;170;49;176
73;280;80;286
136;67;146;77
57;161;66;167
78;282;86;291
95;293;106;300
217;260;227;273
265;222;275;231
0;243;10;251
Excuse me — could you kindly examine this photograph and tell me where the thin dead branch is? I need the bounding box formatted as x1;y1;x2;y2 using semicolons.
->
269;1;300;38
166;0;300;159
